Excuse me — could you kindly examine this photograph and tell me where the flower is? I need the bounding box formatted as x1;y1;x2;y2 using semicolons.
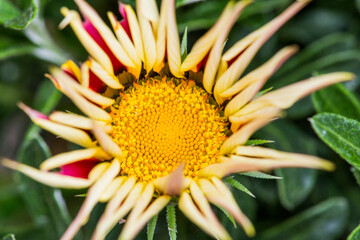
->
2;0;355;239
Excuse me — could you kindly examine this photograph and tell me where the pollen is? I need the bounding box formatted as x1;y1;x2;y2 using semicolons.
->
110;78;227;182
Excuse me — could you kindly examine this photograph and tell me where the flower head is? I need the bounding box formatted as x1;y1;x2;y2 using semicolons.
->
2;0;355;239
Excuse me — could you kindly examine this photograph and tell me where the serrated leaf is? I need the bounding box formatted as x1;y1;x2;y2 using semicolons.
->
256;197;349;240
312;83;360;120
180;27;188;62
240;171;282;180
0;0;37;29
254;87;273;98
147;214;158;240
348;224;360;240
310;113;360;170
215;204;236;228
224;177;255;198
245;139;274;146
166;205;177;240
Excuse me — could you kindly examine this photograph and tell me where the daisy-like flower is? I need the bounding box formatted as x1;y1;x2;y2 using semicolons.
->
2;0;355;239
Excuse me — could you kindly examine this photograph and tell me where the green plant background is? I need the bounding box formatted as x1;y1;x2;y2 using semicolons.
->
1;0;360;239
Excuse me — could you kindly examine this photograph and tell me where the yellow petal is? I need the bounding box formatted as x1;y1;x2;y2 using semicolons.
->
153;0;167;72
61;60;81;81
87;59;123;89
92;122;124;160
198;178;255;237
93;182;143;240
166;0;183;78
99;176;126;202
137;0;157;73
40;147;109;171
180;2;235;72
220;117;273;155
124;4;145;62
108;11;142;78
74;0;135;69
61;158;120;240
80;61;90;88
49;111;111;132
120;195;170;240
2;158;93;189
60;7;113;73
203;1;251;93
214;0;312;103
252;72;355;109
19;103;95;148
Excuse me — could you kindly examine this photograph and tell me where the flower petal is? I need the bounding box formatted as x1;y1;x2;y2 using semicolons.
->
198;177;255;237
86;59;123;89
92;122;124;159
203;1;251;93
99;176;126;202
60;7;113;73
40;147;109;171
214;0;312;103
166;0;183;78
2;158;93;189
153;0;167;72
62;60;81;81
61;158;120;240
19;103;95;148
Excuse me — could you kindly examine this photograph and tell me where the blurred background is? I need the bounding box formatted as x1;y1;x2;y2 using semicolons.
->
1;0;360;239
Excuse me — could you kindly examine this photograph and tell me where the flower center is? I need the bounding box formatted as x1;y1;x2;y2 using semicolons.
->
110;78;227;182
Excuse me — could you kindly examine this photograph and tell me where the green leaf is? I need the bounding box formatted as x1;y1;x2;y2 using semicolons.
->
224;177;255;198
180;26;188;62
2;234;15;240
312;83;360;120
16;136;74;239
254;87;273;98
348;224;360;240
0;0;37;29
166;205;177;240
239;171;282;180
256;197;349;240
351;167;360;187
147;214;158;240
310;113;360;170
245;139;274;146
215;204;237;228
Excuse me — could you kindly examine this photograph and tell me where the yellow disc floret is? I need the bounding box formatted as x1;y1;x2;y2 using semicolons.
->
110;78;227;182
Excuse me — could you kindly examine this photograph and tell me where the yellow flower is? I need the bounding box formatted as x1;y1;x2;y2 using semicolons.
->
2;0;355;239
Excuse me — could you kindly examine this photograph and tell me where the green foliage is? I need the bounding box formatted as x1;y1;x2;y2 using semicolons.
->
310;113;360;170
0;0;37;29
256;198;349;240
239;171;282;180
147;214;158;240
348;224;360;240
166;205;177;240
224;177;255;198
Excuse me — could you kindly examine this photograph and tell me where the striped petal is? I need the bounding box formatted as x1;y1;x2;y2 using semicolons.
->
153;0;167;72
198;177;255;237
19;103;95;148
214;0;312;103
2;158;93;189
166;0;183;78
40;147;109;171
203;1;251;93
220;117;274;155
61;158;120;240
62;60;81;81
86;59;123;89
